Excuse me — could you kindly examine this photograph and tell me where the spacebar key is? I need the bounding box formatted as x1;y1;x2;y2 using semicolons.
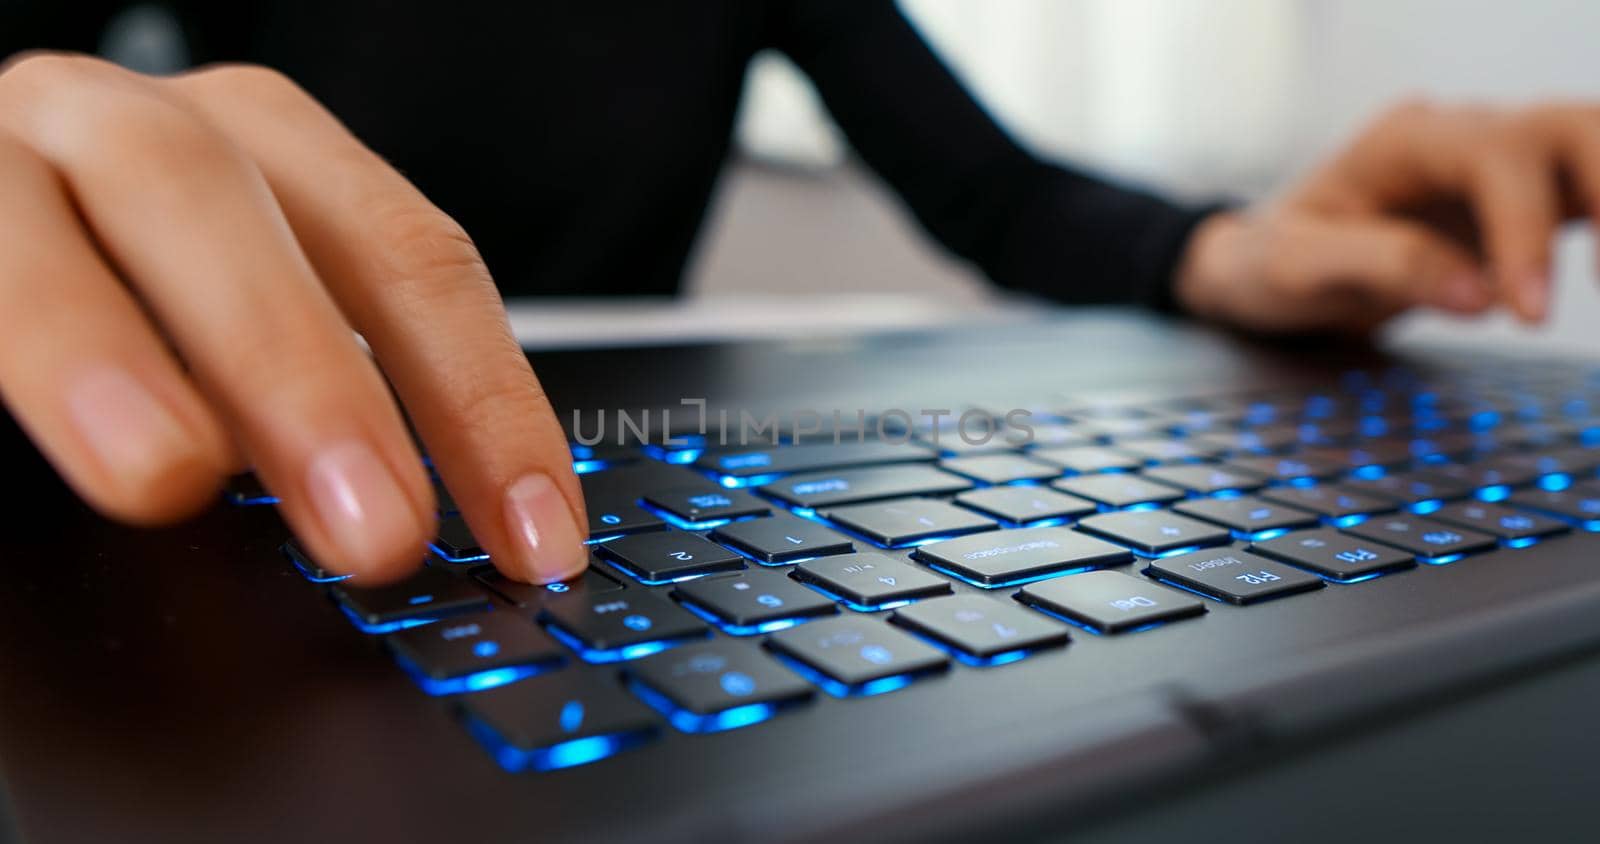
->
761;465;973;508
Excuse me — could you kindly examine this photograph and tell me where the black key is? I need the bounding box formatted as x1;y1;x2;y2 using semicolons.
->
1249;529;1414;579
1172;495;1320;535
1030;446;1142;474
1075;510;1232;555
1016;570;1205;633
673;570;838;629
475;563;622;608
1257;484;1395;520
1145;548;1324;604
282;540;348;583
822;499;994;547
1508;485;1600;523
1342;471;1475;506
432;514;485;562
1420;459;1539;490
626;642;813;728
791;553;952;607
1138;464;1266;495
1302;441;1416;470
388;611;565;692
642;486;770;524
938;454;1061;484
538;591;707;659
332;568;491;633
762;465;973;509
709;512;855;564
1192;428;1300;454
953;486;1098;525
912;526;1133;586
460;672;659;772
1223;454;1343;482
1051;474;1185;509
596;531;745;582
766;617;948;691
1424;501;1569;541
1342;515;1497;558
1112;438;1225;464
581;482;667;539
696;440;936;478
891;594;1070;658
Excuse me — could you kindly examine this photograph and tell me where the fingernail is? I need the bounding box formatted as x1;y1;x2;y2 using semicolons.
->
1519;271;1550;321
67;368;195;486
1438;272;1489;312
305;441;419;571
504;473;586;583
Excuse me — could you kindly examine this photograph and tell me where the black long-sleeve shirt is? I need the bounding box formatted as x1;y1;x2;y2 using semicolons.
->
3;0;1215;308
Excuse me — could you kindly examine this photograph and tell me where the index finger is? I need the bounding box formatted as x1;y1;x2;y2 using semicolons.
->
168;66;588;584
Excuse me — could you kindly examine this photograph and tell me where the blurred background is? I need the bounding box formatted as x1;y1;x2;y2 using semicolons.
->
105;1;1600;351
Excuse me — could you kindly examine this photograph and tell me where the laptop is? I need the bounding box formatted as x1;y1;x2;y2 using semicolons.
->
3;306;1599;843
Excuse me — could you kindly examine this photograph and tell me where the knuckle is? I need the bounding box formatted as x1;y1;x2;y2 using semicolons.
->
183;62;311;106
368;201;495;300
0;51;103;87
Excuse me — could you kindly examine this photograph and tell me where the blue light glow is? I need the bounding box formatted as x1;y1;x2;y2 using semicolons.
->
597;555;733;586
1287;476;1318;488
1539;473;1573;491
1119;502;1164;512
1329;514;1369;528
1476;485;1512;502
583;533;627;545
794;579;913;612
428;542;491;564
224;489;279;506
572;460;610;475
338;605;439;635
770;652;924;698
395;658;545;696
465;716;652;773
643;445;705;465
1234;527;1291;542
627;680;784;734
544;622;699;663
1503;536;1542;549
676;599;815;636
714;472;787;489
1419;553;1466;566
1131;544;1209;560
1324;570;1387;585
1408;499;1444;514
1351;465;1387;480
288;555;351;583
638;503;742;532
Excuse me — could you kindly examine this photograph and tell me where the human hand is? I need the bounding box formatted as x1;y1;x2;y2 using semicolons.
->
0;54;586;584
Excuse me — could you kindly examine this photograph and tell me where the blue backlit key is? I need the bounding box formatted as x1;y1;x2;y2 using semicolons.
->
708;513;854;564
1145;548;1324;604
791;553;952;608
1172;495;1320;535
1112;438;1225;464
1508;485;1600;524
581;474;666;538
762;464;973;509
461;672;659;772
954;486;1098;525
1257;484;1395;520
387;611;565;695
890;594;1070;660
696;440;937;479
431;515;485;562
1342;471;1475;506
1138;464;1265;495
673;570;838;631
1050;474;1185;509
1016;570;1205;633
625;642;814;732
822;498;994;547
1426;500;1569;541
1249;528;1414;580
474;563;622;608
538;592;707;661
1075;510;1232;555
938;453;1061;484
766;617;948;694
283;540;348;583
1342;515;1497;559
595;531;745;582
332;568;490;634
642;486;770;525
1222;454;1343;482
1029;445;1142;474
911;526;1132;586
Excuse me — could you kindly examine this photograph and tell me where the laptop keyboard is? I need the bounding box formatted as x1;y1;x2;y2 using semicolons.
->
249;360;1600;773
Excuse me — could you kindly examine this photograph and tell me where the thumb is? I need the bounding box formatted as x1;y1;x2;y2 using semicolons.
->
1304;217;1492;315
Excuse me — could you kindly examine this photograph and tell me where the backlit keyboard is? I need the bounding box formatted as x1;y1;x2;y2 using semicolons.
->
249;360;1600;773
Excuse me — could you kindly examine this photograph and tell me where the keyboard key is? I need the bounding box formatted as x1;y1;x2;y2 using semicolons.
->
539;592;707;660
1145;549;1325;604
1051;474;1185;509
1171;495;1320;535
890;594;1070;659
388;611;565;694
791;553;952;607
1223;454;1343;482
1342;471;1475;506
625;642;813;731
912;526;1133;586
1112;438;1225;464
1138;464;1266;495
432;515;485;561
696;440;936;478
1248;529;1414;579
1075;510;1232;555
332;568;490;633
938;454;1061;484
1422;501;1569;541
461;672;659;772
953;486;1098;525
474;564;622;608
1507;486;1600;523
1192;428;1300;454
822;499;994;547
1342;515;1497;558
1257;484;1395;520
282;540;349;583
762;465;973;509
766;617;948;693
1030;446;1142;474
580;471;668;538
595;531;745;582
1427;456;1542;490
1304;440;1416;469
709;513;854;563
673;570;838;629
642;486;770;524
1016;570;1205;633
